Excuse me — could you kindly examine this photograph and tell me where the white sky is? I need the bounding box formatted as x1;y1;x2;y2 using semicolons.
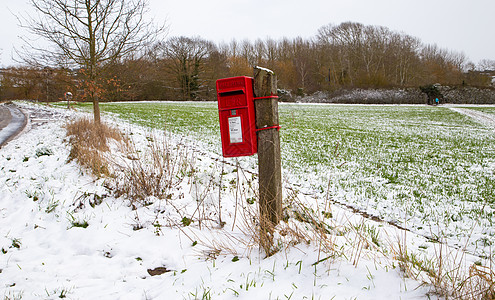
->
1;0;494;67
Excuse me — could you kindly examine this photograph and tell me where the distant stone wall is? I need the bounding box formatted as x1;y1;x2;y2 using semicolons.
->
297;88;426;104
438;86;495;104
295;87;495;104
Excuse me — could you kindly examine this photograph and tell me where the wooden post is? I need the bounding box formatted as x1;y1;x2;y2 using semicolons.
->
253;66;282;226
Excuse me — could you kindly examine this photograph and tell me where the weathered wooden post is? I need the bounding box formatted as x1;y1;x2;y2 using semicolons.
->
253;66;282;227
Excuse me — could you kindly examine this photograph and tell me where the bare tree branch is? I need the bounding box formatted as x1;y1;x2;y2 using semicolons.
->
18;0;167;123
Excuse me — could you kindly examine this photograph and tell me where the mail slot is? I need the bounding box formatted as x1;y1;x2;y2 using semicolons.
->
216;76;257;157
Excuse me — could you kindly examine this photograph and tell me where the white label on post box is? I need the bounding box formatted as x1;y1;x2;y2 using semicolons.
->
228;116;243;144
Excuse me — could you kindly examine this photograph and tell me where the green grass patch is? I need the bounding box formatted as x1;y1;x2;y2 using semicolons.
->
62;101;495;257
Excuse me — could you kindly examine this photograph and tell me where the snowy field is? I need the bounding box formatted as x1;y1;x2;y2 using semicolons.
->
1;101;493;299
75;101;495;259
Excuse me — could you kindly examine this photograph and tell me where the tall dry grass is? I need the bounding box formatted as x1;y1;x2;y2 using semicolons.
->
66;117;197;205
391;228;494;299
110;132;194;207
65;117;124;177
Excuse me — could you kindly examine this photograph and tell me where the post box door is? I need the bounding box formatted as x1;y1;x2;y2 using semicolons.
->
216;76;257;157
218;107;256;157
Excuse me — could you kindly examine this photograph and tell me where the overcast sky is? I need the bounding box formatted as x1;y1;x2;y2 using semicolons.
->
1;0;494;67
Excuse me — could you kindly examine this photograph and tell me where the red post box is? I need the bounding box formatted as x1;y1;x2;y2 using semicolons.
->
216;76;257;157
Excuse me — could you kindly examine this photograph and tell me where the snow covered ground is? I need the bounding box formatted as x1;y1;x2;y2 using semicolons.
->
1;102;483;299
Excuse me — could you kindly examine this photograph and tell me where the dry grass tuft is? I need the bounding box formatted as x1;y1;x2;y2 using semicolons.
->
467;263;494;300
66;117;124;177
65;117;201;214
234;179;339;258
391;230;495;299
110;131;193;206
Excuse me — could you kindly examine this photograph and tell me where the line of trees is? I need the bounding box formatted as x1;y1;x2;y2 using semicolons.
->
2;21;495;102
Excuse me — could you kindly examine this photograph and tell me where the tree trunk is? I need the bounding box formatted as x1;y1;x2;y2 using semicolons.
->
87;0;100;124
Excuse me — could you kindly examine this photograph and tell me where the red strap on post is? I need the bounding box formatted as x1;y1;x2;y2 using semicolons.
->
254;95;279;101
256;125;281;132
254;95;280;132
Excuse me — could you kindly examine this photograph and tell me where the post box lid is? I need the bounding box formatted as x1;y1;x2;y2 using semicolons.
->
216;76;252;93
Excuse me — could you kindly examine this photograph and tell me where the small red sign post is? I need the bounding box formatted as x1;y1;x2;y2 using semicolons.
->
216;67;282;253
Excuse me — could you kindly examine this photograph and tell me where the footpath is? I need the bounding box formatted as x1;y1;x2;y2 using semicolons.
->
449;106;495;128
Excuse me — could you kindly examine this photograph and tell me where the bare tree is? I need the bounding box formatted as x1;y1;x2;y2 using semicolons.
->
292;37;312;92
161;36;211;100
225;39;251;77
386;33;421;86
20;0;165;123
264;38;277;70
253;38;267;66
477;59;495;71
419;44;466;84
